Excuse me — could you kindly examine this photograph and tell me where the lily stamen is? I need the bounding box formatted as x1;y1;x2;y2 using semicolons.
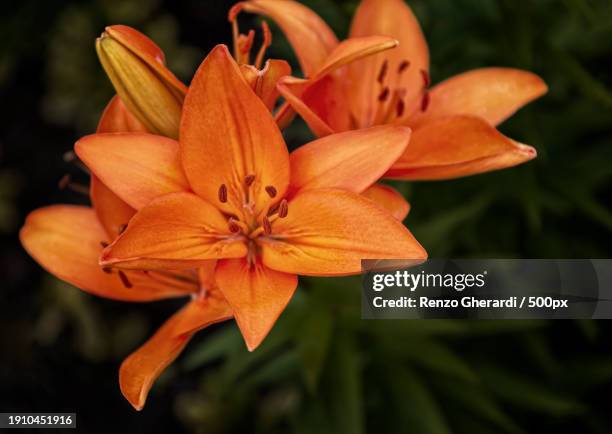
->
118;270;133;288
228;217;242;234
262;216;272;235
278;199;288;218
377;60;388;84
58;174;89;196
218;184;228;203
378;87;390;102
254;21;272;70
420;69;430;88
398;60;411;74
265;185;277;198
244;173;256;186
396;99;405;118
421;90;430;112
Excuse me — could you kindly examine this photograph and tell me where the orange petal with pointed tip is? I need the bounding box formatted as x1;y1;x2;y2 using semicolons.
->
259;189;426;276
180;45;290;218
289;125;411;195
215;258;297;351
19;206;190;301
101;193;248;270
91;96;144;238
75;133;189;210
386;116;537;180
120;294;232;410
277;76;336;137
408;68;548;128
97;95;148;134
314;35;399;79
348;0;429;127
362;183;410;221
277;36;402;137
239;0;338;77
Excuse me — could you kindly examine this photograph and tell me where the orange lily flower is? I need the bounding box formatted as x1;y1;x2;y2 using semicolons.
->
228;2;401;127
96;23;410;219
239;0;548;180
22;31;237;410
75;45;426;354
21;96;233;411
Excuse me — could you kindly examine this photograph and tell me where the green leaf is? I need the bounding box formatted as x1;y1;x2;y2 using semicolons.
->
400;340;478;383
433;378;523;434
478;364;585;416
297;307;334;392
385;367;452;434
182;325;242;371
326;332;364;434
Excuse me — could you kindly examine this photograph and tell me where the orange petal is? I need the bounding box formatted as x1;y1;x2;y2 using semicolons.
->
90;177;135;239
277;75;336;137
239;0;338;77
240;59;291;111
19;206;190;301
362;183;410;220
386;115;537;180
96;95;148;134
120;294;232;410
314;35;399;79
348;0;429;128
75;133;189;210
91;96;143;238
259;189;426;276
408;68;548;128
180;45;290;218
101;193;248;270
215;258;297;351
289;125;411;195
276;36;400;137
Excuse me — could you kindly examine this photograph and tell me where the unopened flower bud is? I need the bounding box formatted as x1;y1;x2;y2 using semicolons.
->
96;25;186;139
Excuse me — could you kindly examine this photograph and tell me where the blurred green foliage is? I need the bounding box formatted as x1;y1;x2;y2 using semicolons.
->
1;0;611;433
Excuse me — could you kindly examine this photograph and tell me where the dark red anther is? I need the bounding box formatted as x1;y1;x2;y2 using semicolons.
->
396;99;405;118
398;60;411;73
378;87;390;102
218;184;228;203
102;267;112;274
100;241;109;248
265;185;277;198
118;224;127;235
245;174;255;186
58;174;70;190
420;69;430;88
118;271;133;288
278;199;288;218
262;216;272;235
421;91;430;112
377;60;388;84
228;218;240;233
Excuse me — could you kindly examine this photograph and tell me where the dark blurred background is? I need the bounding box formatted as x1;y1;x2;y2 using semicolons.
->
1;0;612;433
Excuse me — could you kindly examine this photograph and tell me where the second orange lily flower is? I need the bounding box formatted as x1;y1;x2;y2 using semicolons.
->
239;0;548;180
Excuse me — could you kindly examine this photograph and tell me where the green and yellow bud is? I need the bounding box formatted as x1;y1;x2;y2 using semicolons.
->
96;25;186;139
